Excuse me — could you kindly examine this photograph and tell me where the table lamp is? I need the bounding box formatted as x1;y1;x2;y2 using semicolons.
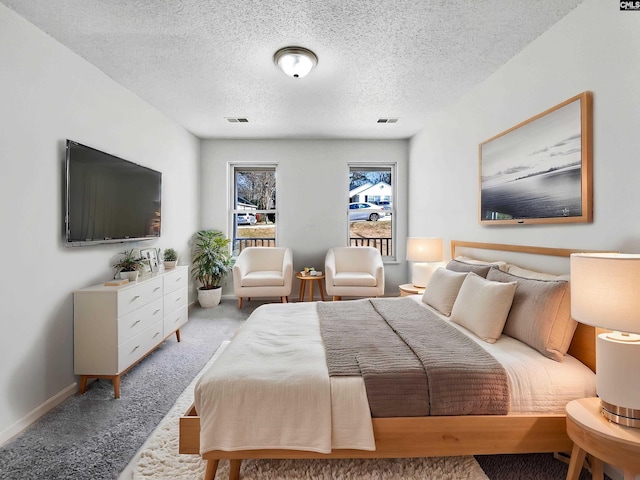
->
570;253;640;428
406;237;443;288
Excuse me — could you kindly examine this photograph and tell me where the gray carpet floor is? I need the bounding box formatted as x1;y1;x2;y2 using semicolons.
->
0;298;595;480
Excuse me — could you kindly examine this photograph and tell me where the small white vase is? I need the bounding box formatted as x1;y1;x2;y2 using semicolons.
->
120;271;139;281
198;287;222;308
163;260;178;269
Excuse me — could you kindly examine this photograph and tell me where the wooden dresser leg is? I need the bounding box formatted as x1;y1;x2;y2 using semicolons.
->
237;298;243;309
229;459;242;480
79;376;88;394
175;328;181;342
113;375;121;399
204;459;219;480
281;296;287;303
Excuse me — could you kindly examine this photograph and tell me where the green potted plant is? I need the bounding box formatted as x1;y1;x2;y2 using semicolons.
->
113;249;145;281
162;248;179;269
191;230;234;307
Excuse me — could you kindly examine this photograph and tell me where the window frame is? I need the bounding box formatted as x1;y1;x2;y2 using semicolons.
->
229;163;278;255
347;163;397;261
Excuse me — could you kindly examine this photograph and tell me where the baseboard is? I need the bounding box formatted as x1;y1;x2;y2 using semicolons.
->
0;382;77;446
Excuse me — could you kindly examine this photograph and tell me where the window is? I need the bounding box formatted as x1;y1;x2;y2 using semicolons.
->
348;164;395;259
230;165;277;255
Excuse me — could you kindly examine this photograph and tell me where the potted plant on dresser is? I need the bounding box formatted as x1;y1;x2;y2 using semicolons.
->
162;248;179;269
113;249;145;281
191;230;234;307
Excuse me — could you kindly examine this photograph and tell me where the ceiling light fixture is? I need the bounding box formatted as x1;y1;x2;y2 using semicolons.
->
273;46;318;78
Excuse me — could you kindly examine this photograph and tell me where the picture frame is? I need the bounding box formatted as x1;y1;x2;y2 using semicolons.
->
479;91;593;225
140;248;159;273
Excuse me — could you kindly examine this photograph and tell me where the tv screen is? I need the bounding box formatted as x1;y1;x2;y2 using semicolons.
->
65;140;162;246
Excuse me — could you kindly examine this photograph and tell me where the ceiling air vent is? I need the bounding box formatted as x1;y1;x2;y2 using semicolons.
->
377;118;399;124
225;117;249;123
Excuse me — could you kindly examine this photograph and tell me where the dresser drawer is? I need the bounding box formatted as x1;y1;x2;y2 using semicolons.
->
164;286;188;315
117;319;164;373
117;298;163;345
117;277;163;317
164;305;188;335
163;268;188;295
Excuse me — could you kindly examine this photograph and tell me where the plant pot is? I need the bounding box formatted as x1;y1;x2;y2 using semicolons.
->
120;271;139;281
163;260;178;269
198;287;222;308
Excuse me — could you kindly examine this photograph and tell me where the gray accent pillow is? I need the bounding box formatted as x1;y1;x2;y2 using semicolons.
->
446;259;492;278
486;269;575;362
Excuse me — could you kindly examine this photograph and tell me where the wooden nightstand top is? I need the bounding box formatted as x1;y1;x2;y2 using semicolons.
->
399;283;425;296
565;397;640;479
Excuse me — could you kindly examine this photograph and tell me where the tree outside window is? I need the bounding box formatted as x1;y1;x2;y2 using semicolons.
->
231;165;277;255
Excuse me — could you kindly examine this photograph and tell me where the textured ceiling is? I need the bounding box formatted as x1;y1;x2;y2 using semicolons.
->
2;0;584;139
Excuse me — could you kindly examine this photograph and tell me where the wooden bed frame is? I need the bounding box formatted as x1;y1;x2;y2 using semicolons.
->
179;240;598;480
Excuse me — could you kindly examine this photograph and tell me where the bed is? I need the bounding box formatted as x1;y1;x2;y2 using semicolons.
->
179;241;599;480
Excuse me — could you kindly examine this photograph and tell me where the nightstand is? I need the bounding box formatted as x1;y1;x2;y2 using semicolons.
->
566;397;640;480
399;283;425;297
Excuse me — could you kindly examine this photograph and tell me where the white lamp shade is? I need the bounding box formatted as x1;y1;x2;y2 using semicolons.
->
406;237;443;262
570;253;640;334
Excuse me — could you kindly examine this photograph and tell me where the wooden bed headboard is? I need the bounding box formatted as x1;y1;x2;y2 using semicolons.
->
450;240;597;372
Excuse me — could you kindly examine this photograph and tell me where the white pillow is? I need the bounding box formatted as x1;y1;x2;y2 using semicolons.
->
421;268;468;316
507;264;571;281
450;273;517;343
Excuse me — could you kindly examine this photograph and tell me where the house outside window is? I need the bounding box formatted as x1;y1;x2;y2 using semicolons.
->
230;165;277;255
348;164;395;259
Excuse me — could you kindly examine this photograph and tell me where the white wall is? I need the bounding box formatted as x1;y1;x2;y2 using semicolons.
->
409;0;640;256
0;5;200;442
200;139;409;297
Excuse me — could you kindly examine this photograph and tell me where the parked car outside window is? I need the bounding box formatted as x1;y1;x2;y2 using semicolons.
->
377;201;392;211
349;202;386;222
237;212;257;225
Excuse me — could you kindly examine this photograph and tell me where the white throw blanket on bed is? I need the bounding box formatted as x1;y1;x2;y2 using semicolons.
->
194;302;375;455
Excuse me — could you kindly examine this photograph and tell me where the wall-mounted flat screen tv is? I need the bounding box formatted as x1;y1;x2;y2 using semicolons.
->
65;140;162;246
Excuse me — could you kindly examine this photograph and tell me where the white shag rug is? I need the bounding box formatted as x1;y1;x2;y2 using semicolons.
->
127;345;489;480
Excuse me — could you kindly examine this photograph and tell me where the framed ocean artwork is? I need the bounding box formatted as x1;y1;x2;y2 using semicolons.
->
479;91;593;225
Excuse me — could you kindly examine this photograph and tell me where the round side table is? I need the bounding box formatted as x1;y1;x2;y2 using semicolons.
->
566;397;640;480
399;283;425;297
296;273;326;302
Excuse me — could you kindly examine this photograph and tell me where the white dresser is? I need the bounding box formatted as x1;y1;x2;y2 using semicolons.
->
74;266;189;397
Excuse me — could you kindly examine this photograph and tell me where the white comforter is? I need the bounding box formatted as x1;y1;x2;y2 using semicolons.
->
194;302;374;455
195;298;596;455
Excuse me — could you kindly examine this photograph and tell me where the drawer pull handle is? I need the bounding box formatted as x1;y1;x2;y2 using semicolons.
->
131;295;140;302
175;297;181;302
153;331;160;338
154;309;161;315
132;319;141;327
174;317;181;323
153;287;161;292
132;345;140;352
176;278;182;282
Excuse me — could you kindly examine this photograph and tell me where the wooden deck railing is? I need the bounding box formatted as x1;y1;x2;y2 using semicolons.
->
234;237;393;257
350;237;393;257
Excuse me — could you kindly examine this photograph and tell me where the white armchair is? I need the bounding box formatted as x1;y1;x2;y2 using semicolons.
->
233;247;293;308
325;246;385;301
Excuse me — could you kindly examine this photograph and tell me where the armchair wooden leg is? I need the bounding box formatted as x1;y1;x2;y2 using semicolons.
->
333;296;341;301
237;297;243;309
281;296;288;303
